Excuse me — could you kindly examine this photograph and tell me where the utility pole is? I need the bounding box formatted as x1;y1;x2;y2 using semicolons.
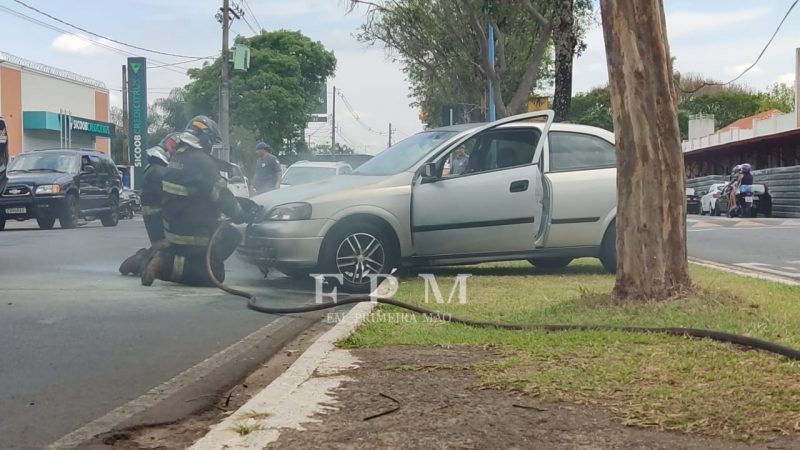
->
486;0;496;121
331;85;336;150
219;0;232;161
121;65;129;165
388;123;393;147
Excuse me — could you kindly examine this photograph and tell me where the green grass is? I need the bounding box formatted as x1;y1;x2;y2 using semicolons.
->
230;421;266;436
341;260;800;440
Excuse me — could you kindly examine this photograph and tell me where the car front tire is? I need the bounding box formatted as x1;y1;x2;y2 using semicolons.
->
321;222;397;294
59;194;79;229
37;215;56;230
101;196;120;227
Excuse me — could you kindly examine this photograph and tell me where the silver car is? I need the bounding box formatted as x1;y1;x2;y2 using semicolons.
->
239;111;618;292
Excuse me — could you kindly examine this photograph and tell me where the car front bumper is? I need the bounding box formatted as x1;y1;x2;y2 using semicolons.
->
237;218;332;269
0;195;65;220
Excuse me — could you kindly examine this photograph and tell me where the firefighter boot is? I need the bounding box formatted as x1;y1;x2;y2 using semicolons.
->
119;248;149;276
141;250;169;286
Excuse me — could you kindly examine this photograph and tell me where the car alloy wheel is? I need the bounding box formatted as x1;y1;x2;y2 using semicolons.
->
335;232;386;286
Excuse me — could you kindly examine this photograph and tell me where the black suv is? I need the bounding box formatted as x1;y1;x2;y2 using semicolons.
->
0;149;122;230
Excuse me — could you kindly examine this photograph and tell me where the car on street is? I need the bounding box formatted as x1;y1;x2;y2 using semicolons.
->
279;161;353;189
686;187;700;214
700;183;727;216
239;111;619;292
714;182;772;218
0;148;122;230
222;162;250;198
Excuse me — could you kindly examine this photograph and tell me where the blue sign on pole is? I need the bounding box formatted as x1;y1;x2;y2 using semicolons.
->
127;57;147;189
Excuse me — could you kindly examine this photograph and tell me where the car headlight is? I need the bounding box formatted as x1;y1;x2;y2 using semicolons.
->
266;202;312;221
35;184;62;195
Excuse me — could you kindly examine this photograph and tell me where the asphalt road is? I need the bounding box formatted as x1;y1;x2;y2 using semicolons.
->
687;216;800;281
0;218;337;450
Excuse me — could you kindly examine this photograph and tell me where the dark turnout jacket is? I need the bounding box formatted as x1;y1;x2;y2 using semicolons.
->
161;145;247;250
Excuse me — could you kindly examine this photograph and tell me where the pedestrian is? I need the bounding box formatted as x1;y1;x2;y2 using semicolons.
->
252;142;281;194
118;133;181;276
140;116;258;287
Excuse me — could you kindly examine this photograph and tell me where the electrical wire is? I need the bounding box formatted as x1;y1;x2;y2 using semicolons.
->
12;0;215;60
0;5;192;76
678;0;798;94
337;90;387;136
241;0;263;31
240;14;260;36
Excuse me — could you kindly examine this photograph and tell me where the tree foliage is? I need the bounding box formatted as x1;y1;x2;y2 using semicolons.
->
182;30;336;154
352;0;555;125
311;143;356;155
568;80;796;139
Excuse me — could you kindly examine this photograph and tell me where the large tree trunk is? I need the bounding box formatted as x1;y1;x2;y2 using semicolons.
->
600;0;691;300
552;0;576;122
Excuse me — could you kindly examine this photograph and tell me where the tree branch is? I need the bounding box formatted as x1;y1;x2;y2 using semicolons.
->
507;22;553;114
493;23;508;78
521;0;550;27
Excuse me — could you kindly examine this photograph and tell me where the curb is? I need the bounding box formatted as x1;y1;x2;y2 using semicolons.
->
689;257;800;286
189;297;380;449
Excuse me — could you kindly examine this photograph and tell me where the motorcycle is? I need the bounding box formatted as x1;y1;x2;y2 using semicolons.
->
722;181;755;218
119;189;141;220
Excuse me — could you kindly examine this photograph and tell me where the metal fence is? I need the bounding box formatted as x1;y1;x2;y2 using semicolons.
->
686;165;800;218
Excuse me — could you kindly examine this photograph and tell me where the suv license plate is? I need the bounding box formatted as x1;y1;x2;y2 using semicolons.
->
745;197;754;203
5;207;26;214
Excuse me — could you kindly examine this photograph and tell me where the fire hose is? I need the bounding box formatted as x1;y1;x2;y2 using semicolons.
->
207;220;800;361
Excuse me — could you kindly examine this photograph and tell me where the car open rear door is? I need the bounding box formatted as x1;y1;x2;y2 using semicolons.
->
410;111;553;259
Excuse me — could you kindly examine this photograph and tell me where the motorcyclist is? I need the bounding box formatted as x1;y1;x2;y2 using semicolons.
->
727;164;742;215
140;115;259;287
118;133;181;276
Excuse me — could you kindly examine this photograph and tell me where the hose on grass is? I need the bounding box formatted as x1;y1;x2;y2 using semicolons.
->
208;220;800;361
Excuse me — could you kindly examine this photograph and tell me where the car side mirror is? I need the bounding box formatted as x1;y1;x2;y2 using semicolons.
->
81;165;96;175
420;162;438;183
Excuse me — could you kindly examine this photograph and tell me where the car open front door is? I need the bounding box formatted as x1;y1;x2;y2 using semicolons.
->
410;111;553;259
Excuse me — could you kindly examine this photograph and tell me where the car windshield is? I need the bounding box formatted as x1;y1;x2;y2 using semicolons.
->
281;166;337;185
8;153;78;174
353;130;459;176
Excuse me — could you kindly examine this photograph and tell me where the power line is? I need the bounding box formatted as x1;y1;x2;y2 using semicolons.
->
240;14;259;36
241;0;263;31
678;0;798;94
337;90;387;136
12;0;215;60
0;5;192;76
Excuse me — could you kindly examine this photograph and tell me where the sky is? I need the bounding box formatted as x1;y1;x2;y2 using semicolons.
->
0;0;798;155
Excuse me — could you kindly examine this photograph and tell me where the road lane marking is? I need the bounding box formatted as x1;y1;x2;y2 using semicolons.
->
692;221;722;228
734;263;800;278
688;226;800;232
48;315;299;449
689;258;800;285
733;220;765;228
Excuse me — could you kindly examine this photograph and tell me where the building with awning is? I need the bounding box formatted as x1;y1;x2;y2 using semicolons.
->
0;51;112;157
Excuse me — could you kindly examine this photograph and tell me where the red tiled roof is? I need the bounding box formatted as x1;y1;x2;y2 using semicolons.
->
718;109;783;133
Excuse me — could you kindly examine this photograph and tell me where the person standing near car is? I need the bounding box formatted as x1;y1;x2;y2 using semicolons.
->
252;142;281;194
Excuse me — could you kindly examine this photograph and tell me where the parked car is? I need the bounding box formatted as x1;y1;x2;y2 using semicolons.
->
238;111;619;292
714;182;772;218
279;161;353;189
0;148;122;230
119;188;141;219
686;187;700;214
221;162;250;198
700;183;727;216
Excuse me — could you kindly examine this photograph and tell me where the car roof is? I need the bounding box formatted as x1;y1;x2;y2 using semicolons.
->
288;160;351;168
426;121;612;136
28;148;110;156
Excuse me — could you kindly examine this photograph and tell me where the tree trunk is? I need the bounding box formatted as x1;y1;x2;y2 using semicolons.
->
552;0;576;122
600;0;691;300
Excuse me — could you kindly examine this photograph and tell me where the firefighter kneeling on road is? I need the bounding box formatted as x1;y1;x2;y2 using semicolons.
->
119;133;181;276
141;115;258;287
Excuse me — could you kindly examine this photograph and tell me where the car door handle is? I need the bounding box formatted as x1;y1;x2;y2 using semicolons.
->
509;180;529;192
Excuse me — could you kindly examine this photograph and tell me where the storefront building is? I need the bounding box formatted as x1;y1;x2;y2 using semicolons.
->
0;51;113;157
